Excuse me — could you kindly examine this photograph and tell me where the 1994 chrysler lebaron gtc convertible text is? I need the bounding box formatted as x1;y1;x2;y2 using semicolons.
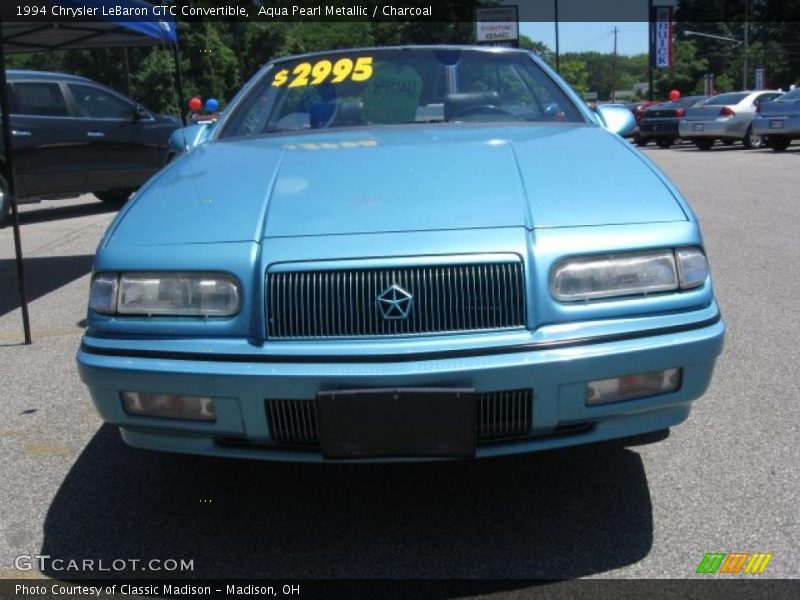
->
76;46;725;462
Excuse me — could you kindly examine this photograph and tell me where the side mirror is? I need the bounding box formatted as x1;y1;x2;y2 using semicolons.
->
169;123;213;154
595;104;637;137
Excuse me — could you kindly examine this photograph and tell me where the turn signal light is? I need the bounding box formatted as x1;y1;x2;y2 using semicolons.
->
586;369;681;405
720;106;736;117
122;392;216;421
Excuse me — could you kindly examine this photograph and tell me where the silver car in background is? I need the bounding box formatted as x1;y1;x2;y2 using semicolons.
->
752;88;800;152
679;90;783;150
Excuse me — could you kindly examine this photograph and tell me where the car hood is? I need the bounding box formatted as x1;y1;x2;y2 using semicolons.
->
107;124;685;246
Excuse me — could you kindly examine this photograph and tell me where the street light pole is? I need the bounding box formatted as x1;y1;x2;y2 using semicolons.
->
611;27;619;102
684;26;748;90
647;0;654;101
743;0;749;89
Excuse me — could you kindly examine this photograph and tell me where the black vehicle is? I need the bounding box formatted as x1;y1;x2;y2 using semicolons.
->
0;70;180;225
638;95;710;148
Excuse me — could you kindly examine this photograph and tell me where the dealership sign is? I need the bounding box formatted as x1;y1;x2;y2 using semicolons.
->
653;7;674;68
475;6;519;46
754;68;766;90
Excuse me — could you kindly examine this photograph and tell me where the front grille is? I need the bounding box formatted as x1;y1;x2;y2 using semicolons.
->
266;389;533;447
266;262;525;339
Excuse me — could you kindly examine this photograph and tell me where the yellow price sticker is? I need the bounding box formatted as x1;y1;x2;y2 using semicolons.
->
272;57;373;88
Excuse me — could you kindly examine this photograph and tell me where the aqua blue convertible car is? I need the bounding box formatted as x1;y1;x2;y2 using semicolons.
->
77;46;725;461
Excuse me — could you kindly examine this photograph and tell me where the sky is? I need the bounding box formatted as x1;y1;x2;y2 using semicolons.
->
520;22;650;57
505;0;675;57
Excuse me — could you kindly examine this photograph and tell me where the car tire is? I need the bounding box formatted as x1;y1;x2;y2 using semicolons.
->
635;136;649;147
0;173;10;228
743;126;763;149
656;137;674;148
94;189;134;205
768;136;791;152
695;139;714;151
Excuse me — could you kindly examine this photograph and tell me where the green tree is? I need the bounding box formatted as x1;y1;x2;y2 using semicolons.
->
519;35;554;65
179;22;241;107
284;22;374;55
132;48;183;115
559;58;589;96
655;40;708;97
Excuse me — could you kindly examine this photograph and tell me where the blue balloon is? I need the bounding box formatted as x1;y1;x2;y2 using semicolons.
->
205;98;219;113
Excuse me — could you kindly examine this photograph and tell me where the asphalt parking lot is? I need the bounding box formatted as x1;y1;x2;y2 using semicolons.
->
1;142;798;586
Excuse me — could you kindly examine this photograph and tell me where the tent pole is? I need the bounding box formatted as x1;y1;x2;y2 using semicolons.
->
172;43;186;126
0;29;32;344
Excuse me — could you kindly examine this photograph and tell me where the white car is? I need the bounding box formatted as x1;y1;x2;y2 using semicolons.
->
679;90;783;150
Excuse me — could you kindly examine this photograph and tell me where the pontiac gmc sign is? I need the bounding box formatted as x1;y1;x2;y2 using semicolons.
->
475;6;519;47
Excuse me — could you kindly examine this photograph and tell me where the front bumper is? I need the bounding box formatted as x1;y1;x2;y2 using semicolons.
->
77;314;725;462
752;115;800;137
678;118;749;139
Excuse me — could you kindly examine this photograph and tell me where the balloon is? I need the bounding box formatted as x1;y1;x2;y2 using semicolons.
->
669;89;681;101
205;98;219;113
188;96;202;111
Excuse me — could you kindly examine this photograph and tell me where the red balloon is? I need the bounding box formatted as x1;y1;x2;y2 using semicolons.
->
188;96;202;111
669;89;681;101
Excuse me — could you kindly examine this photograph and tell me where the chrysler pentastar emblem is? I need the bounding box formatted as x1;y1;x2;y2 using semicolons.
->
376;284;413;320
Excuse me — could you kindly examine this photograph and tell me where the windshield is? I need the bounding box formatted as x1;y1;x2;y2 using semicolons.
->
219;48;584;138
778;88;800;101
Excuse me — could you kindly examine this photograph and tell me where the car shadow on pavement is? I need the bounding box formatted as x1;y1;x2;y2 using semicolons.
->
0;255;94;317
10;200;117;227
40;425;653;584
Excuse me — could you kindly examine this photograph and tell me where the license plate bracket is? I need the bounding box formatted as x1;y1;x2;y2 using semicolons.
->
317;388;476;459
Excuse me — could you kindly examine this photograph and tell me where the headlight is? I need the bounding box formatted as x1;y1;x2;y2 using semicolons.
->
90;272;240;317
551;250;678;301
551;248;710;302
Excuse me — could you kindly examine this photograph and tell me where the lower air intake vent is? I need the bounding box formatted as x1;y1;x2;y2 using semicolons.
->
267;389;533;447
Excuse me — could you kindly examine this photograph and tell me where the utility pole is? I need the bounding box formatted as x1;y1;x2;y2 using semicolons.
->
554;0;560;73
742;0;749;89
611;26;619;102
